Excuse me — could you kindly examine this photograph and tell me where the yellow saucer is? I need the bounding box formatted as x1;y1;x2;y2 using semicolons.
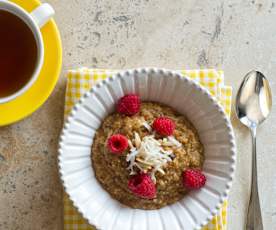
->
0;0;62;126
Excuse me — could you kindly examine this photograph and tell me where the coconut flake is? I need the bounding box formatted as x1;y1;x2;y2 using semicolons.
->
150;171;157;184
167;136;182;148
126;133;174;183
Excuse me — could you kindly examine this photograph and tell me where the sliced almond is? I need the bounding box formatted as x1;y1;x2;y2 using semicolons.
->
142;121;152;132
136;158;154;166
128;139;134;149
134;132;141;148
157;168;165;175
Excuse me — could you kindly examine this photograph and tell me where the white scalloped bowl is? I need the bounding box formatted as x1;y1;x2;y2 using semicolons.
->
58;68;236;230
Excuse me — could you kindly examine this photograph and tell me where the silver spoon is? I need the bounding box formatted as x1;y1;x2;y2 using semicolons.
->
235;70;272;230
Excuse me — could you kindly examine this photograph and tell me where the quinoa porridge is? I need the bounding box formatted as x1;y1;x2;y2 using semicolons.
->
91;96;205;210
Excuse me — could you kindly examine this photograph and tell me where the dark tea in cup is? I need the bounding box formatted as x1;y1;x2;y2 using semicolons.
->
0;10;38;98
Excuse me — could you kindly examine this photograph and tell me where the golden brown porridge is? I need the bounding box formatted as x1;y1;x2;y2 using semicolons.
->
91;96;204;210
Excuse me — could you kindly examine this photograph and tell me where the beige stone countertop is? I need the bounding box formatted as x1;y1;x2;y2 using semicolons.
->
1;0;276;229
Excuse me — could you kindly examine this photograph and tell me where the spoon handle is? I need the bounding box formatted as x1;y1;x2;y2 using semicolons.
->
246;127;263;230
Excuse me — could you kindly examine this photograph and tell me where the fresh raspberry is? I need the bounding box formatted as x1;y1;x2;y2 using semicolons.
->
152;117;175;136
117;94;141;116
182;169;206;189
128;173;156;199
107;134;128;154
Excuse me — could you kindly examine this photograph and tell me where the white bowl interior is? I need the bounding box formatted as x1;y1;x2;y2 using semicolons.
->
59;69;235;230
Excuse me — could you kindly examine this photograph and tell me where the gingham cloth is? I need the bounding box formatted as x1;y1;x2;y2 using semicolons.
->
63;69;232;230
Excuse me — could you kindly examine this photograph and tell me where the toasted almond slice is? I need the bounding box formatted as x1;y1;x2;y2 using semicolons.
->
157;168;165;175
134;132;141;148
128;140;134;149
142;121;152;132
136;158;154;166
162;141;174;146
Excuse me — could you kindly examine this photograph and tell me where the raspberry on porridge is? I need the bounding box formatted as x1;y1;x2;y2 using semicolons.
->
91;95;205;210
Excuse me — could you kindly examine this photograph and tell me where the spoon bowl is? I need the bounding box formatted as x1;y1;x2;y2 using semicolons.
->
236;70;272;129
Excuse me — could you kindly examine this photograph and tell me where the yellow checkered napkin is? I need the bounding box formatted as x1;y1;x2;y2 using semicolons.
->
63;69;232;230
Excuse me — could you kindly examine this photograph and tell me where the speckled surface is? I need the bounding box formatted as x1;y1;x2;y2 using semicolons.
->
0;0;276;229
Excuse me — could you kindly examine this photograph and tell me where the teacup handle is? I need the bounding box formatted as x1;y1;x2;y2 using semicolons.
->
30;3;55;28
